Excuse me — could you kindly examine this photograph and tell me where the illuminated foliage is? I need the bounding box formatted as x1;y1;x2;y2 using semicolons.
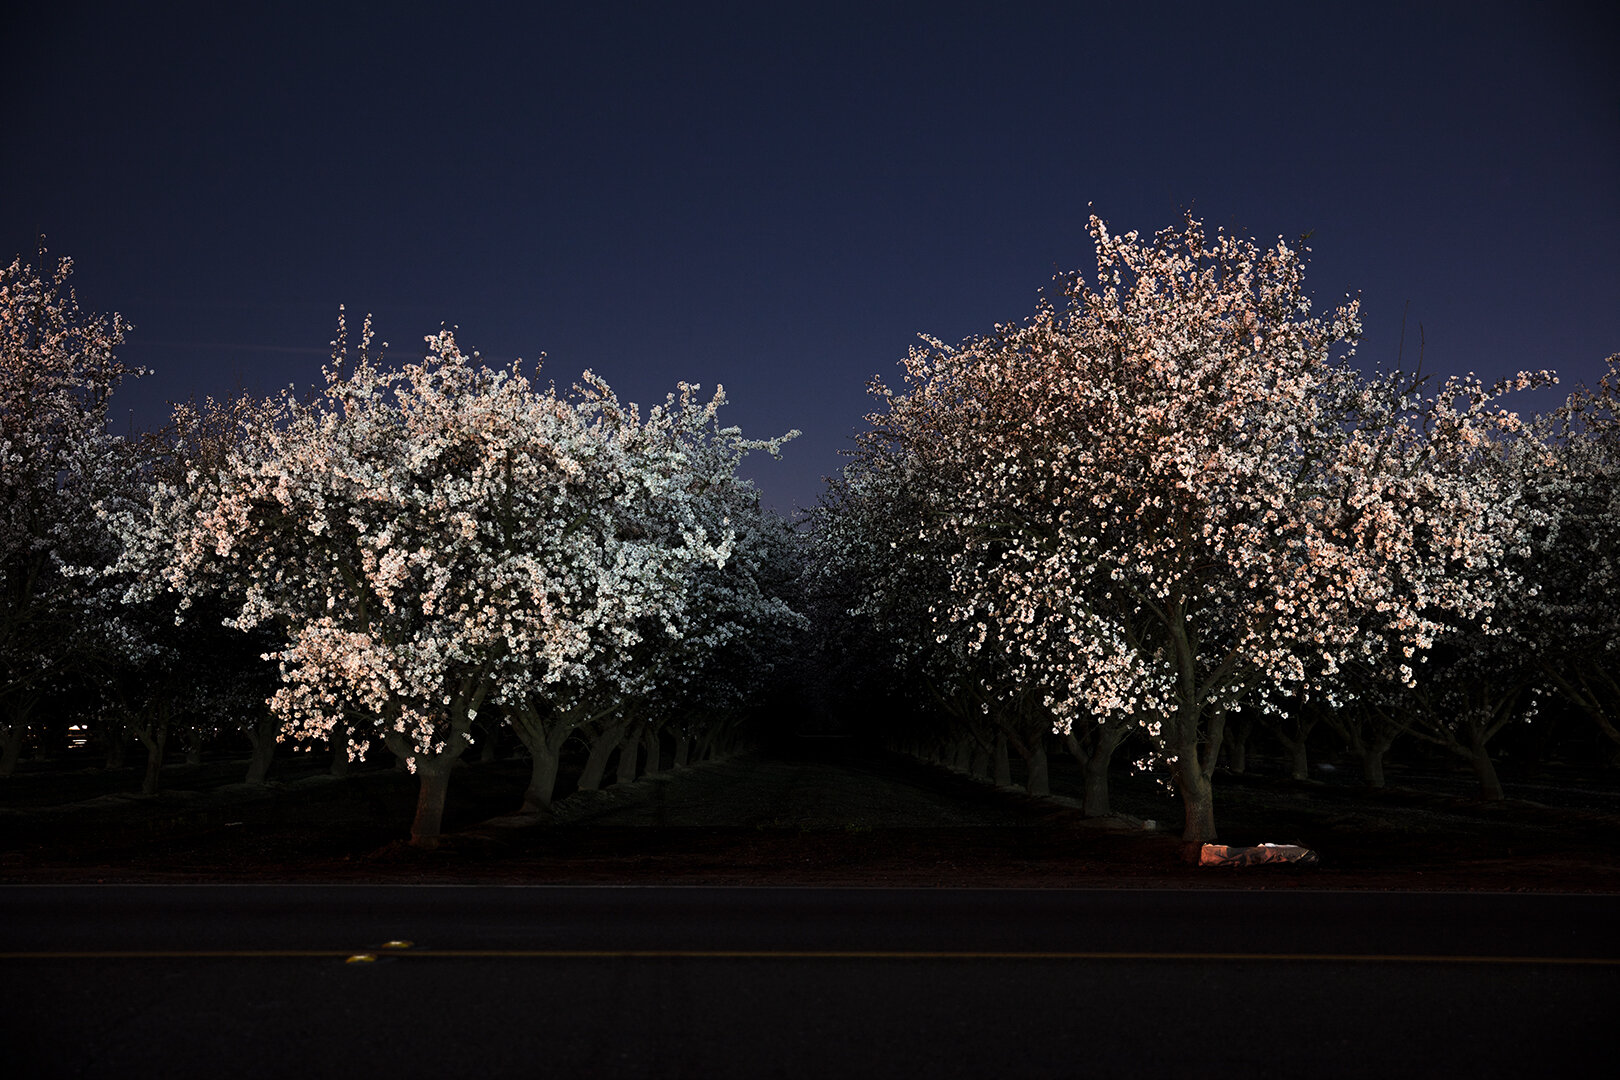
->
119;312;793;843
0;249;138;776
840;214;1548;840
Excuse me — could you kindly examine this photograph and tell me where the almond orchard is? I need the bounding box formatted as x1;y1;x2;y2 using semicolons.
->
809;214;1612;842
3;222;1616;847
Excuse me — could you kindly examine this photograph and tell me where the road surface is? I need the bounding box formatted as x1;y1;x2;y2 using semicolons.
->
2;885;1614;1077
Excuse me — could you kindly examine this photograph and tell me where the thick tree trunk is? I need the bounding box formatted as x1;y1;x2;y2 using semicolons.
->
244;715;278;785
138;722;168;797
970;745;990;781
1331;709;1398;789
141;745;164;795
697;725;724;763
643;726;663;777
1360;747;1386;789
615;725;642;785
1082;724;1129;818
1176;767;1216;842
396;680;488;847
1082;751;1111;816
244;741;275;785
674;734;691;768
951;740;972;773
329;727;351;778
1172;730;1218;843
1283;737;1309;782
1225;718;1250;774
1468;737;1505;801
993;734;1011;788
505;702;573;814
523;745;561;813
410;765;453;848
1025;741;1049;797
578;726;623;792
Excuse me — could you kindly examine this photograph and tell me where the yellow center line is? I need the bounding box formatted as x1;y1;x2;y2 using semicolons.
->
0;949;1616;965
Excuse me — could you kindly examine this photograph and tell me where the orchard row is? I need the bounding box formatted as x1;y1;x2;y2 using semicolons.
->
3;215;1616;844
2;259;802;844
806;216;1618;840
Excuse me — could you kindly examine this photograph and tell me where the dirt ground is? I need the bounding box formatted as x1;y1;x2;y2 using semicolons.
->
3;738;1618;890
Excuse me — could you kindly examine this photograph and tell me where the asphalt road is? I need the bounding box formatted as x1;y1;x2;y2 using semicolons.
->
2;886;1615;1078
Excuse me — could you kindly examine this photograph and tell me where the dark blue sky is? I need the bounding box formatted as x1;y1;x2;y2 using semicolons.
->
4;1;1615;514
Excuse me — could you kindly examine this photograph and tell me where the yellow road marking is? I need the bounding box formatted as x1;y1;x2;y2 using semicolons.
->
0;949;1617;965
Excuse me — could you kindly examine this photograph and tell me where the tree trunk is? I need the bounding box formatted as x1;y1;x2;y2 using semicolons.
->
141;743;164;795
1025;740;1049;797
1176;767;1216;842
578;725;623;792
970;745;990;780
1225;717;1251;774
1283;737;1309;782
674;734;691;768
394;680;488;847
1468;736;1505;801
184;739;203;767
993;734;1011;788
1172;731;1217;843
615;724;642;785
244;715;278;785
698;724;724;763
643;727;663;777
138;720;168;797
1360;747;1386;789
329;726;351;778
1082;724;1129;818
523;744;561;813
410;764;453;848
951;740;972;773
505;701;578;814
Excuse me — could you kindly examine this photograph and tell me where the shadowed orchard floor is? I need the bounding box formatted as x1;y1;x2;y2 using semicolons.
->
3;738;1619;890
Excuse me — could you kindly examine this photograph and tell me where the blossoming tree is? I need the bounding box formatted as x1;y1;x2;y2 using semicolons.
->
0;249;138;776
812;443;1073;797
493;377;799;814
1524;355;1620;751
859;214;1544;841
128;315;778;845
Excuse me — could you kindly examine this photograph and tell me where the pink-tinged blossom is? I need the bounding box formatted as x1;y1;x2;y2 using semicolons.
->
835;213;1549;841
116;311;795;844
0;249;141;776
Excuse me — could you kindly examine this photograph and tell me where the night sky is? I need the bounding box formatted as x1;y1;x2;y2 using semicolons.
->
4;1;1615;515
